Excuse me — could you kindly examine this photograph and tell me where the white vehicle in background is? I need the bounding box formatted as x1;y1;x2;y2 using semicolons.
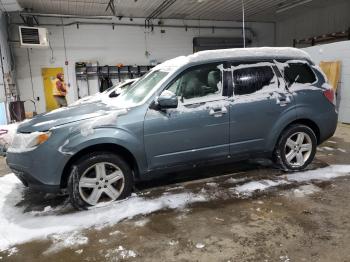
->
0;123;19;155
71;78;139;106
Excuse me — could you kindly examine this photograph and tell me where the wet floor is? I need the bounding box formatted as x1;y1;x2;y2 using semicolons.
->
1;124;350;262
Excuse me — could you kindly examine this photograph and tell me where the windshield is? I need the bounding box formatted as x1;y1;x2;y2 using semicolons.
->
116;70;169;107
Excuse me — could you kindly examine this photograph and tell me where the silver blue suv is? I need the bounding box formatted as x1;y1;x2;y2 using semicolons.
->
6;47;337;209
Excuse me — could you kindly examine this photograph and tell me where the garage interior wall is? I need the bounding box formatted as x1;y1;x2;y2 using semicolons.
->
303;41;350;124
0;11;13;124
9;17;275;114
276;0;350;46
0;11;8;103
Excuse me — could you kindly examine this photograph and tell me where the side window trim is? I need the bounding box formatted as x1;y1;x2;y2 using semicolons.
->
272;65;288;91
225;62;234;97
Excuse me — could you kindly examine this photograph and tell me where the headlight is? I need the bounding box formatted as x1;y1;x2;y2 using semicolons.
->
8;131;51;153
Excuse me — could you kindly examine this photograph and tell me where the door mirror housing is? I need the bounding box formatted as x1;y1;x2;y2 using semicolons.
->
156;90;178;109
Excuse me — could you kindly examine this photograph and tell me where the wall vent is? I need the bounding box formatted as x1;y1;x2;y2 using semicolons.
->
19;26;49;48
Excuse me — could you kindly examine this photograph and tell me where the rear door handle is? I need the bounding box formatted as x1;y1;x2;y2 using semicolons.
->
209;106;228;117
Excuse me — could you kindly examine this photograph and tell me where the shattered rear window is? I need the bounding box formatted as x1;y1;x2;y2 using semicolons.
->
284;63;316;85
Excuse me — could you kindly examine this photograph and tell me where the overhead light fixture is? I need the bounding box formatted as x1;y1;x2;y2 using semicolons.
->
276;0;312;13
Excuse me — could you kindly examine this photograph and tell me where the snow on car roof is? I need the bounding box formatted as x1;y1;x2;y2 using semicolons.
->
153;47;312;71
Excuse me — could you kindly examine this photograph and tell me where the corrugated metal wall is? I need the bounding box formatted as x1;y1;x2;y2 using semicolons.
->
276;0;350;47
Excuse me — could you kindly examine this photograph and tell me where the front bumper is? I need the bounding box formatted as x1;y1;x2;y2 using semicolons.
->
6;139;71;193
11;168;61;192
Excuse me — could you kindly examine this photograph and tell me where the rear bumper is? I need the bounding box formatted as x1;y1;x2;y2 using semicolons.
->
317;108;338;144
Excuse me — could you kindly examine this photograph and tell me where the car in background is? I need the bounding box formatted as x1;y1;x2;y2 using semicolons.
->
71;78;138;106
6;47;337;210
0;123;19;155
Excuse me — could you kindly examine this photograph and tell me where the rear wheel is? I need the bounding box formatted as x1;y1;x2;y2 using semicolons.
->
274;124;317;171
68;152;133;210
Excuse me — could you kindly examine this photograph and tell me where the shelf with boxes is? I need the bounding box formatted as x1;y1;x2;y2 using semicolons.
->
75;63;154;98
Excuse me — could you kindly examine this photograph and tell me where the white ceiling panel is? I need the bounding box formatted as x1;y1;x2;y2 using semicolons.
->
0;0;22;12
13;0;349;22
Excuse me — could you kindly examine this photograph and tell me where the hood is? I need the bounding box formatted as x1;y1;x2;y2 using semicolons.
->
18;102;120;133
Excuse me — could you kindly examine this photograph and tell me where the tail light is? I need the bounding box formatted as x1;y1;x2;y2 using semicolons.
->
323;89;335;105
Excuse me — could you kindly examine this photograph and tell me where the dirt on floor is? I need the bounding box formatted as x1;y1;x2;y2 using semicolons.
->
1;124;350;262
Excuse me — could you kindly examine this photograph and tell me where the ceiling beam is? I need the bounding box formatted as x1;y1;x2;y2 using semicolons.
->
105;0;116;16
19;12;114;20
145;0;177;29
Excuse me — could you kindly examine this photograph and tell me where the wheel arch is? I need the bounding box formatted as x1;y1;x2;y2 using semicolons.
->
282;118;320;144
60;143;140;188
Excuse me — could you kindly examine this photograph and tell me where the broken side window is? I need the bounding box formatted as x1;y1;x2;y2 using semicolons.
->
233;66;276;96
284;63;316;85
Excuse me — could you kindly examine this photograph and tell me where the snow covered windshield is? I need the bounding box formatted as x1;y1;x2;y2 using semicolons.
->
115;70;169;107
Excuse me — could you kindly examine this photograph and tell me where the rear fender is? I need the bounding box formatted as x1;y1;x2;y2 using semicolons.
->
264;108;297;152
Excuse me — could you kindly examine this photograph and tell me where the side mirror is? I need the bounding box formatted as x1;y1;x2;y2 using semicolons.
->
156;90;178;109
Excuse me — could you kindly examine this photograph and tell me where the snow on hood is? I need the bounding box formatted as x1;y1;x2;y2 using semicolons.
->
1;165;350;251
17;102;124;133
70;78;138;107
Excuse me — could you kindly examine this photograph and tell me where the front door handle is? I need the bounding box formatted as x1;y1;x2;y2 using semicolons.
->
209;106;228;117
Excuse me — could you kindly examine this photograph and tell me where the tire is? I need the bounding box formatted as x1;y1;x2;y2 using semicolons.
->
273;124;317;171
68;152;133;210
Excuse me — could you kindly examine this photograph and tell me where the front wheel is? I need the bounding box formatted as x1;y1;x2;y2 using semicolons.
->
68;152;133;210
274;124;317;171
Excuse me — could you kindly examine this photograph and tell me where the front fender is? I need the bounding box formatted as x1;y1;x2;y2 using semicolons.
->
58;127;147;175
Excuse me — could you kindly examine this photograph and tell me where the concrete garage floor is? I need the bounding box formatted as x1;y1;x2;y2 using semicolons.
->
1;124;350;262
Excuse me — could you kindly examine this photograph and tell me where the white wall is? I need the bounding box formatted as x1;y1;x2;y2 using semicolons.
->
9;17;275;113
303;41;350;123
276;1;350;46
0;11;13;101
0;11;16;124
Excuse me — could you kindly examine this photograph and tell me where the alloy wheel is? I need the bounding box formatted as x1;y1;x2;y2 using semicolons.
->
284;131;313;167
78;162;125;205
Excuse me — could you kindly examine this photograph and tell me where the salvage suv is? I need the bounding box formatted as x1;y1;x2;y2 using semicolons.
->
7;47;337;209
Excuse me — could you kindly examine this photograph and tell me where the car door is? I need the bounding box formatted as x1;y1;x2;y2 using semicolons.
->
144;62;230;170
228;61;296;155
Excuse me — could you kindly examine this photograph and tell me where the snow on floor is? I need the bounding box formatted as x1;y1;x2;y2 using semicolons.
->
233;165;350;196
43;231;89;255
288;184;321;198
1;165;350;251
103;245;137;260
0;175;206;251
234;179;287;195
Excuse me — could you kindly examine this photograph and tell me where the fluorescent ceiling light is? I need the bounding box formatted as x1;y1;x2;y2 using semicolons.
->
276;0;312;13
